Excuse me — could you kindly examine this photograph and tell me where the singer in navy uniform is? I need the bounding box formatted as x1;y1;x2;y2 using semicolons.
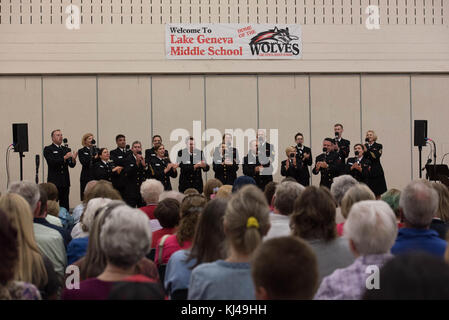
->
256;129;275;190
334;123;351;160
110;134;132;198
93;148;121;183
213;138;239;185
294;133;312;186
177;136;210;193
149;144;178;190
145;135;169;165
243;140;271;191
43;129;77;210
77;133;97;200
345;144;372;185
281;146;303;183
364;130;387;198
312;138;342;189
123;141;148;207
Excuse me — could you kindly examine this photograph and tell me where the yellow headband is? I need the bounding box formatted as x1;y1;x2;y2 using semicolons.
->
247;216;260;229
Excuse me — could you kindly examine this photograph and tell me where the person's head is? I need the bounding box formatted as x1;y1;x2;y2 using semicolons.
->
39;182;58;201
101;205;152;270
115;134;126;149
51;129;63;145
232;176;257;193
140;179;164;205
187;199;228;268
263;181;277;208
381;189;402;219
252;236;318;300
365;130;377;143
8;181;41;216
432;183;449;223
99;148;110;162
354;144;364;157
224;185;270;256
158;191;185;203
152;135;162;148
82;133;94;147
257;129;266;144
153;198;180;229
330;175;359;206
81;198;113;233
340;184;376;219
285;146;296;158
36;185;48;218
0;194;47;288
290;186;337;242
203;178;223;201
273;181;305;216
186;136;195;152
223;133;233;146
183;188;199;195
83;180;122;206
215;185;233;200
344;200;397;257
249;140;257;153
322;138;333;153
131;141;142;156
0;209;18;286
363;252;449;300
294;133;304;146
177;194;207;247
334;123;343;138
155;144;166;158
399;180;439;228
84;180;98;197
46;200;59;217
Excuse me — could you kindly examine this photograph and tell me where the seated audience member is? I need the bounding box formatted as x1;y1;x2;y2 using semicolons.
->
265;181;304;240
155;194;207;266
252;236;318;300
203;178;223;201
337;184;375;236
430;183;449;239
39;182;74;231
63;204;156;300
188;185;270;300
290;186;354;283
140;179;164;220
0;209;41;300
381;188;402;228
330;175;358;224
363;252;449;300
158;190;185;203
152;199;180;249
8;181;67;279
232;176;257;193
391;180;447;257
0;194;60;299
71;180;122;239
263;181;278;211
70;201;159;283
72;180;98;224
316;200;397;299
108;276;165;300
215;185;233;200
67;198;112;265
165;199;227;299
184;188;199;195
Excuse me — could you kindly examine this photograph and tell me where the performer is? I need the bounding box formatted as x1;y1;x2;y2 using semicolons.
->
364;130;387;198
294;132;312;186
345;144;371;185
77;133;98;200
256;129;275;190
334;123;350;160
93;148;121;182
43;129;77;210
243;140;271;191
176;136;209;193
123;141;149;207
145;135;169;165
149;144;178;190
312;138;342;189
212;134;239;185
110;134;131;198
281;146;303;183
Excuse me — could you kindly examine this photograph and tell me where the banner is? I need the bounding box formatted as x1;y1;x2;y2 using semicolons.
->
166;24;302;60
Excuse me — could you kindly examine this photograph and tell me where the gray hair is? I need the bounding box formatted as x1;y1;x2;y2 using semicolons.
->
340;184;375;219
399;180;439;228
140;179;164;204
100;205;152;268
81;198;112;231
158;190;185;203
331;175;358;206
8;180;40;211
344;200;397;255
274;181;305;216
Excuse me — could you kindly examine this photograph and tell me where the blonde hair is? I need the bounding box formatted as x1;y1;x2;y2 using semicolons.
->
341;184;375;219
216;185;233;200
0;194;48;288
224;185;270;256
81;133;94;147
285;146;296;157
46;200;60;217
432;183;449;223
366;130;378;142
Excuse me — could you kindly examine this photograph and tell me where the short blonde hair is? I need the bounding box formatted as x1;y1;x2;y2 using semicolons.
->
285;146;296;157
216;185;233;199
341;184;375;219
81;133;94;147
366;130;378;142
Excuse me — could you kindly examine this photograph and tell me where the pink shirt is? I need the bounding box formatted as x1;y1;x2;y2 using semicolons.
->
154;234;192;266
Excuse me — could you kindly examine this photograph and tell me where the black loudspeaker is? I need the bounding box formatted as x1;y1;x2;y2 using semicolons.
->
414;120;427;147
12;123;29;153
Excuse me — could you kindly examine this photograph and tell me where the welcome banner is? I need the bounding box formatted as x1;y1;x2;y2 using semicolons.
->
166;24;302;60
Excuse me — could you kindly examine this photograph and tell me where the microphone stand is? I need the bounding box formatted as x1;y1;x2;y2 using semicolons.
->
418;145;423;179
19;151;24;181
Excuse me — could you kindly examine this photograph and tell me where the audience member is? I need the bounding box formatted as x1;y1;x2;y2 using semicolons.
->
381;188;402;228
183;188;199;195
263;181;278;211
72;180;98;224
39;182;74;231
330;175;358;224
430;183;449;239
158;190;185;203
215;185;233;200
140;179;164;220
152;198;180;249
232;176;257;193
203;178;223;201
108;276;165;300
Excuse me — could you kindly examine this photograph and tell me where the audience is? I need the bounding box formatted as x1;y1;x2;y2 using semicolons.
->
188;185;270;300
264;181;304;240
330;175;358;224
430;183;449;239
72;180;98;224
263;181;278;211
215;185;233;199
315;200;397;299
391;180;447;257
252;236;318;300
232;176;256;193
381;188;402;228
152;198;180;249
159;190;185;203
140;179;164;220
290;186;354;283
165;199;227;299
203;178;223;201
39;182;74;231
183;188;199;195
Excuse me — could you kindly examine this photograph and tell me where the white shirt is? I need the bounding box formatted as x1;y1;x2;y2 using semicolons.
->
264;212;291;240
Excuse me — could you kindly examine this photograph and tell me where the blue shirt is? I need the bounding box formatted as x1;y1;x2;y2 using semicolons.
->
391;228;447;257
165;250;196;296
67;237;89;265
34;217;72;248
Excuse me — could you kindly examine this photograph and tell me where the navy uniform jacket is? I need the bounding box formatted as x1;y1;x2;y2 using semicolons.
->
177;148;210;193
295;145;312;186
78;146;96;182
345;157;371;184
243;152;272;191
110;148;132;190
364;142;387;196
145;147;169;166
93;160;116;182
149;156;178;191
312;151;342;189
44;144;76;187
123;153;148;199
281;159;303;183
212;146;239;185
335;137;351;160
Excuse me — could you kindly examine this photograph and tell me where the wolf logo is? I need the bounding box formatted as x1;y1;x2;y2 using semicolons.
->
250;27;299;46
249;26;300;56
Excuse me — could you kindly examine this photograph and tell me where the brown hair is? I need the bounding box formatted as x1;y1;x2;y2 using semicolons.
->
153;198;180;228
290;186;337;242
176;194;207;247
0;209;18;285
39;183;58;201
183;188;199;195
81;133;94;147
252;236;318;299
203;178;223;201
432;183;449;223
263;181;277;207
216;185;233;200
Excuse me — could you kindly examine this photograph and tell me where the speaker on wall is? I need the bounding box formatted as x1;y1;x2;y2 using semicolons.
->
414;120;427;147
12;123;29;153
